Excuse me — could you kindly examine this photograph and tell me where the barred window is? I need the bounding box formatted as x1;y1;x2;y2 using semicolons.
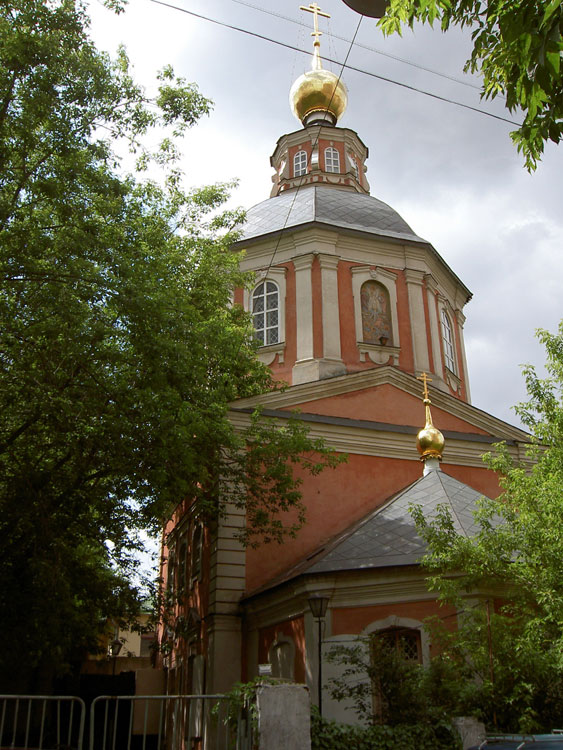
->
325;147;340;173
294;150;308;177
374;628;421;663
441;309;456;373
252;281;279;346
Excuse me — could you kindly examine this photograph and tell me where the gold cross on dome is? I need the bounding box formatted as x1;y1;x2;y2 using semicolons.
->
417;372;432;400
300;3;331;47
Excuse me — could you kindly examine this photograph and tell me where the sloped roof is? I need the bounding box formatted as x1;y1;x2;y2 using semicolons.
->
243;469;489;600
239;185;428;245
306;469;485;573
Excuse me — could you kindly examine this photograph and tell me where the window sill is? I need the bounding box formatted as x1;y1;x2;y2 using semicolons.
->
257;342;285;366
358;342;400;366
445;367;461;394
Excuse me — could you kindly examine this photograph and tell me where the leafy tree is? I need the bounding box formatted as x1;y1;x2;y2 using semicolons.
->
410;322;563;730
379;0;563;170
0;0;340;691
326;637;463;738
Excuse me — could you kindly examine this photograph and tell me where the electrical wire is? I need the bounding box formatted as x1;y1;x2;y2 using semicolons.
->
149;0;520;127
227;0;483;92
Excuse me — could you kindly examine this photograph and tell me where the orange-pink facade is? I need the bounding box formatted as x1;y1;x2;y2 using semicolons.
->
158;115;529;720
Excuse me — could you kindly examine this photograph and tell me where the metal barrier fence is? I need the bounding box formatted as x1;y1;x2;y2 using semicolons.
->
0;695;86;749
90;694;253;750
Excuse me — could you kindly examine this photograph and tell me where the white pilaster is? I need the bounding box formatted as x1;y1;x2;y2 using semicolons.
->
318;254;342;362
405;269;430;373
293;253;315;364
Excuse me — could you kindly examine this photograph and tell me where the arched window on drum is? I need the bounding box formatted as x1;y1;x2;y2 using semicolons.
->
324;146;340;173
252;281;279;346
360;281;392;346
293;150;307;177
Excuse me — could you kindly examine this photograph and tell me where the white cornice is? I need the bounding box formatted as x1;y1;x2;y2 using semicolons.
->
229;410;525;467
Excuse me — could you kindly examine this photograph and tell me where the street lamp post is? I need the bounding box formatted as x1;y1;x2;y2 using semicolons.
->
308;594;330;718
110;636;123;676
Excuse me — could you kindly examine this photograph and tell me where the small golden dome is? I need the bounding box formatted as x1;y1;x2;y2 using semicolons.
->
417;422;445;460
415;377;445;463
290;67;348;126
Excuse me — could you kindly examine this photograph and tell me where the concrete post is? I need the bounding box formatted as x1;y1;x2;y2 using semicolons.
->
453;716;486;750
256;683;311;750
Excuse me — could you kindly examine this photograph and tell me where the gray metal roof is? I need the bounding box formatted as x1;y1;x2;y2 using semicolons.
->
306;469;486;573
239;185;428;245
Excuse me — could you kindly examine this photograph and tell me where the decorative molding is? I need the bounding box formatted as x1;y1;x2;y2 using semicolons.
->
358;342;400;366
446;367;461;394
257;342;285;366
403;268;425;286
228;409;527;467
351;265;400;352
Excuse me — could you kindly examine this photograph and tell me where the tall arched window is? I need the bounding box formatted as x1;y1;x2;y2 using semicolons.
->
360;281;392;346
294;149;307;177
324;147;340;173
441;308;456;373
252;281;279;346
191;524;203;582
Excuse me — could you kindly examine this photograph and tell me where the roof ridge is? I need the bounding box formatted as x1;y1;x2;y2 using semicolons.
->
433;470;478;537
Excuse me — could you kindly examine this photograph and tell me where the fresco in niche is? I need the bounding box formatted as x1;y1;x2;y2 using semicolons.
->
361;280;392;345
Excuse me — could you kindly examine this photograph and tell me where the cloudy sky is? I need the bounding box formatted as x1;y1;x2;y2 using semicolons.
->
88;0;562;430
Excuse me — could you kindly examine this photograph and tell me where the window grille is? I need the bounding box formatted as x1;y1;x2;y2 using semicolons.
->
441;308;456;373
294;149;307;177
252;281;279;346
325;146;340;173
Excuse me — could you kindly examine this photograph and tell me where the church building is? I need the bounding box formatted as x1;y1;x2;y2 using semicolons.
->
159;5;529;722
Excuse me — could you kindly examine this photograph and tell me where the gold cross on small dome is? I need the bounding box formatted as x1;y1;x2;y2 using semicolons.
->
417;372;432;402
299;3;331;47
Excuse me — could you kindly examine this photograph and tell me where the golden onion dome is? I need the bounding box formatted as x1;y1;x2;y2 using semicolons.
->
289;66;348;127
416;398;445;461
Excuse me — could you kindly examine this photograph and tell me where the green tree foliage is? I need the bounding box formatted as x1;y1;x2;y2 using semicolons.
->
410;323;563;730
380;0;563;170
327;636;465;727
311;710;460;750
0;0;340;690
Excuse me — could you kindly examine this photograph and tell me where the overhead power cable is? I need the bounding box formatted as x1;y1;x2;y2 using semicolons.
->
227;0;482;92
149;0;521;127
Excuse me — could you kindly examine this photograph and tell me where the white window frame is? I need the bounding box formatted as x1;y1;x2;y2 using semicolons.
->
294;149;308;177
251;280;280;347
440;307;457;374
324;146;340;173
244;268;286;364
